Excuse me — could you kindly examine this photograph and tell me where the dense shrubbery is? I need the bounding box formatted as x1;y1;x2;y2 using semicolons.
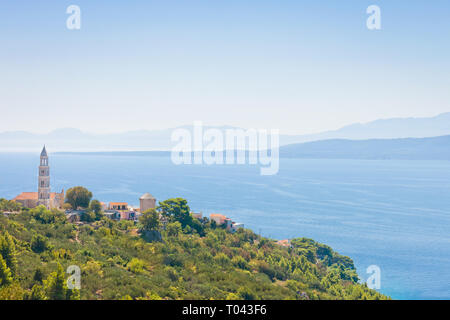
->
0;199;389;300
0;199;22;212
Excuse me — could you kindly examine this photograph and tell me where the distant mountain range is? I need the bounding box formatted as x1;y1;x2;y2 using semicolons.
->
2;113;450;152
59;135;450;161
279;135;450;160
282;112;450;143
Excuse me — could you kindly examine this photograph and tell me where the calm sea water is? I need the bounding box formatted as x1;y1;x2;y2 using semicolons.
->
1;153;449;300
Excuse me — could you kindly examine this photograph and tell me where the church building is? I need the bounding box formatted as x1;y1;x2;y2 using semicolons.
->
13;146;64;210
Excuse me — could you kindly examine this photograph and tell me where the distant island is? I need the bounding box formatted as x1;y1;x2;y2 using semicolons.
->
279;135;450;160
56;135;450;161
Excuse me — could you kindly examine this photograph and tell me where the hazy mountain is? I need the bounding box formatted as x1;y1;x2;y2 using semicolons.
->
280;112;450;144
279;135;450;160
1;113;450;152
0;125;247;152
58;135;450;161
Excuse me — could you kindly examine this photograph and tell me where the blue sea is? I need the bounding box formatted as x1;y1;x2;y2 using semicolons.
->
1;153;449;300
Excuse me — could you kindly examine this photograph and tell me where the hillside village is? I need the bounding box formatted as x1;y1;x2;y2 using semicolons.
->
10;146;244;233
0;146;388;301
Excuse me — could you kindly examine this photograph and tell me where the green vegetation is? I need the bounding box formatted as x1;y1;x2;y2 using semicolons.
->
65;187;93;210
0;196;388;300
0;199;22;212
140;209;160;231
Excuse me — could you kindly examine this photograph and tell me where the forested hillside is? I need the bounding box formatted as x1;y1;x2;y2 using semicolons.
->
0;198;388;300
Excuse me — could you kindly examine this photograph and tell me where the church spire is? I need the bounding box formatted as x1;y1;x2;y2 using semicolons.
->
38;145;50;208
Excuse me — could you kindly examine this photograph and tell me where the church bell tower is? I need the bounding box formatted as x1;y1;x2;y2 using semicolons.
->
38;145;50;208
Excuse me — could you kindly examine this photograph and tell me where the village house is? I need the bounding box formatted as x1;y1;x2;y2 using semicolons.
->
209;213;244;233
191;212;203;220
109;202;128;211
103;193;156;222
100;202;108;211
276;239;292;248
230;222;244;232
104;210;121;220
67;212;81;223
120;211;138;221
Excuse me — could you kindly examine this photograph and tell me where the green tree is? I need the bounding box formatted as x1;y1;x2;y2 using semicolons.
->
0;282;25;300
81;210;96;223
127;258;146;274
237;286;257;300
68;288;81;300
158;198;192;227
166;221;182;237
139;208;160;231
33;268;44;284
30;205;64;224
0;198;22;212
65;186;93;209
44;264;67;300
89;199;104;220
232;255;249;270
0;255;12;287
30;284;47;300
31;234;48;253
0;231;17;277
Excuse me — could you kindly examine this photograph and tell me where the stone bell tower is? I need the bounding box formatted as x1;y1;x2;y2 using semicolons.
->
38;145;50;208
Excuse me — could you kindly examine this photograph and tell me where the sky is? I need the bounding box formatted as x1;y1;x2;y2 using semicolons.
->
0;0;449;135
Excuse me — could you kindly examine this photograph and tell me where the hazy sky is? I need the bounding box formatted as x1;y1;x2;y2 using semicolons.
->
1;0;449;134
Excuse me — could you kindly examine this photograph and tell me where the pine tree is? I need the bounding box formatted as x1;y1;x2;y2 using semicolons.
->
30;284;47;300
68;288;81;300
44;264;67;300
33;268;44;284
0;255;13;287
0;231;18;277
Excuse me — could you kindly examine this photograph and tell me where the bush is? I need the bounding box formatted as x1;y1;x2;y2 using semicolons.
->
166;222;182;237
237;287;257;300
214;253;230;267
163;254;184;268
232;256;249;270
31;234;49;253
127;258;146;274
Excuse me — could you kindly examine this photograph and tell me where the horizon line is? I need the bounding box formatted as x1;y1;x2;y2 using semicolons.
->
0;111;449;136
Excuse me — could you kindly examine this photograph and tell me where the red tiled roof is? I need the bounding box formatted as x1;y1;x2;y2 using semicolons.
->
210;213;228;224
210;213;226;219
13;192;62;201
13;192;38;201
276;239;291;247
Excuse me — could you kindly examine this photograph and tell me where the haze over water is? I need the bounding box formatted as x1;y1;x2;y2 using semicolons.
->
1;153;449;299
